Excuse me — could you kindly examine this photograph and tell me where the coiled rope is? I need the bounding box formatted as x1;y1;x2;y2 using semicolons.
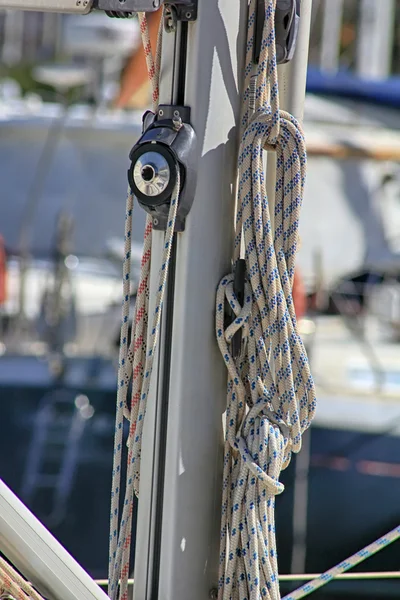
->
108;11;169;600
216;1;316;599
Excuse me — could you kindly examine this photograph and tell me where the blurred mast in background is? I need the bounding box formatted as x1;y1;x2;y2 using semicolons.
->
356;0;396;80
41;13;63;57
2;10;24;64
320;0;344;74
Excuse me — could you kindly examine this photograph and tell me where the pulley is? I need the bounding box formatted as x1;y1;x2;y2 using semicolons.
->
128;105;197;231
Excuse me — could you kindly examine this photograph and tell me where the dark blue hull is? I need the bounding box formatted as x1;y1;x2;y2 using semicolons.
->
1;379;399;597
0;380;126;579
277;427;400;598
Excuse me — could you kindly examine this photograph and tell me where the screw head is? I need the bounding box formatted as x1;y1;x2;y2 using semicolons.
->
153;218;159;226
186;11;192;18
173;110;180;117
159;109;164;117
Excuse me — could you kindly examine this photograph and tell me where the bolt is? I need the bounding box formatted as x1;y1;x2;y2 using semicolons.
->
173;110;180;118
209;589;218;600
153;218;159;226
159;109;164;117
186;11;192;18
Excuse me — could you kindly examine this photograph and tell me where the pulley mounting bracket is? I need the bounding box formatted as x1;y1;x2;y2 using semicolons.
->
0;0;198;20
98;0;197;19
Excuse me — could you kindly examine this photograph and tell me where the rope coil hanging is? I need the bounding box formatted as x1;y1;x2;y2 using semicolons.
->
216;1;316;598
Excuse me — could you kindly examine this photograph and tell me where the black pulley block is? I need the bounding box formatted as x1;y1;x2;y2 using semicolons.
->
128;105;197;232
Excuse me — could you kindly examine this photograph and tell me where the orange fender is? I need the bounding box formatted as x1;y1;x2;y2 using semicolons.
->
292;269;306;320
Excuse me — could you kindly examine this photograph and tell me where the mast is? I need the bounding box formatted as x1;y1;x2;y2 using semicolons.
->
132;3;248;599
320;0;344;74
356;0;395;80
1;10;24;64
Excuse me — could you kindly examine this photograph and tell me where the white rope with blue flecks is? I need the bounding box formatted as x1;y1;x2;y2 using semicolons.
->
216;1;316;599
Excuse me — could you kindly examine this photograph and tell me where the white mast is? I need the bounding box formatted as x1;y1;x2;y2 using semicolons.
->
320;0;344;73
133;3;248;598
2;10;24;64
356;0;396;80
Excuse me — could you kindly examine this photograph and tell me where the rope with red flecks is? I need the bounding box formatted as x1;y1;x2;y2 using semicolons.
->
0;557;43;600
108;10;178;600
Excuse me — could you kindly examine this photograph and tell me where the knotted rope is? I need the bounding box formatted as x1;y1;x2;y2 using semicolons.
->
216;1;316;599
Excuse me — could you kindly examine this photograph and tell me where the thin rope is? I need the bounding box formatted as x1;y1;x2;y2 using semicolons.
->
216;2;316;599
108;11;166;600
0;557;44;600
282;524;400;599
282;569;400;581
95;567;400;587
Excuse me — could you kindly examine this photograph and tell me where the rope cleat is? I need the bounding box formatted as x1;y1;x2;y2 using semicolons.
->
254;0;300;65
224;259;246;360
